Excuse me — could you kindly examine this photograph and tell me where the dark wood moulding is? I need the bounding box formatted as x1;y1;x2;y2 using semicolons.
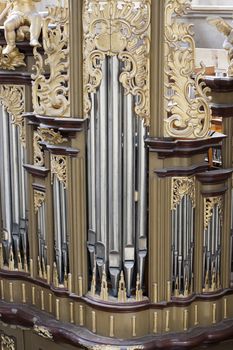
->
23;164;50;178
211;103;233;118
0;270;233;312
0;300;233;349
205;76;233;92
40;142;80;157
0;71;32;85
196;168;233;185
155;163;209;177
23;113;87;137
146;132;225;158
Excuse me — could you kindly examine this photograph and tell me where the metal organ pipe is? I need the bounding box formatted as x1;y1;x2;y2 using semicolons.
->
87;56;148;299
96;59;108;279
108;57;122;296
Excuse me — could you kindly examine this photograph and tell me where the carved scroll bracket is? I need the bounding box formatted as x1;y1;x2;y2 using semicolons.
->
164;0;212;139
0;47;26;70
0;85;25;143
171;176;196;210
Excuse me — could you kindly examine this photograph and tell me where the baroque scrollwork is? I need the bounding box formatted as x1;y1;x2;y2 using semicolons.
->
0;46;26;70
204;196;223;230
0;334;15;350
33;128;67;167
83;0;151;125
33;325;53;340
34;190;46;214
32;4;70;116
171;177;195;210
51;155;67;188
0;85;25;143
164;0;212;138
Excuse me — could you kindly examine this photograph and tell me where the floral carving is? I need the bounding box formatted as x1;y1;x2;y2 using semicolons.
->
171;177;195;210
0;334;15;350
34;190;46;214
204;196;223;230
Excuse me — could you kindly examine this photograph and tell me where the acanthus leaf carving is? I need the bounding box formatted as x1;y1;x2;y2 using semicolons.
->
204;196;223;230
51;154;67;188
0;85;25;144
83;0;151;125
164;0;212;139
0;334;16;350
171;176;195;210
32;4;70;117
34;190;46;214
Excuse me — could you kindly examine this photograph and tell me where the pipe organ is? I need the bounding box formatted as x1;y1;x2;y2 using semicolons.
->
1;0;233;349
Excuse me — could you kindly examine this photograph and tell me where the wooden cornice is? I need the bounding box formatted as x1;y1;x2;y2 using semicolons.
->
0;71;32;85
0;300;233;349
24;113;87;137
211;103;233;118
205;76;233;92
196;168;233;185
146;132;226;158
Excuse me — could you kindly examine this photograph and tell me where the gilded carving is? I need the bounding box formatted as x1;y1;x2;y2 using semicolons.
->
34;190;45;214
33;128;67;167
0;334;15;350
0;85;25;143
204;196;223;230
171;177;195;210
33;325;53;340
33;131;44;167
32;4;70;116
0;46;25;70
164;0;212;138
51;155;67;188
83;0;151;125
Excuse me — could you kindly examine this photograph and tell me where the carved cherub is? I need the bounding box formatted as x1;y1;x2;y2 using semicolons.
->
0;0;42;55
208;17;233;76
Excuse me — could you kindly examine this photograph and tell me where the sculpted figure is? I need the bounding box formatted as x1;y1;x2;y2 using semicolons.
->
208;17;233;76
0;0;42;55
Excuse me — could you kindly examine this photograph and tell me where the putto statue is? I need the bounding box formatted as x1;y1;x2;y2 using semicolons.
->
208;17;233;76
0;0;42;55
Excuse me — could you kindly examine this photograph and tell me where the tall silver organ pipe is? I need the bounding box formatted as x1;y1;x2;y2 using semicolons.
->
0;105;28;269
171;195;194;296
53;176;69;285
87;57;148;299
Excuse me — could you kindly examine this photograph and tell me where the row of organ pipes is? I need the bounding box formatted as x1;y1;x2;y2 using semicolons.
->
171;195;194;297
203;202;222;292
87;57;148;300
0;105;28;271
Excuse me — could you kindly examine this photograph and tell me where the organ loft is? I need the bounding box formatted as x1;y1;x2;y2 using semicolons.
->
1;0;233;349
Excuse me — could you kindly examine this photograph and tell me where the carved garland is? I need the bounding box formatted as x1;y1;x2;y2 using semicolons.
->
171;176;195;210
83;0;151;125
51;155;67;188
164;0;212;139
33;325;53;340
34;190;46;214
32;4;70;116
0;46;25;71
204;196;223;230
0;334;15;350
0;85;25;143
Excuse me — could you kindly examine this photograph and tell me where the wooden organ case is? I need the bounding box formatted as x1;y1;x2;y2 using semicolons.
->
0;0;233;349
